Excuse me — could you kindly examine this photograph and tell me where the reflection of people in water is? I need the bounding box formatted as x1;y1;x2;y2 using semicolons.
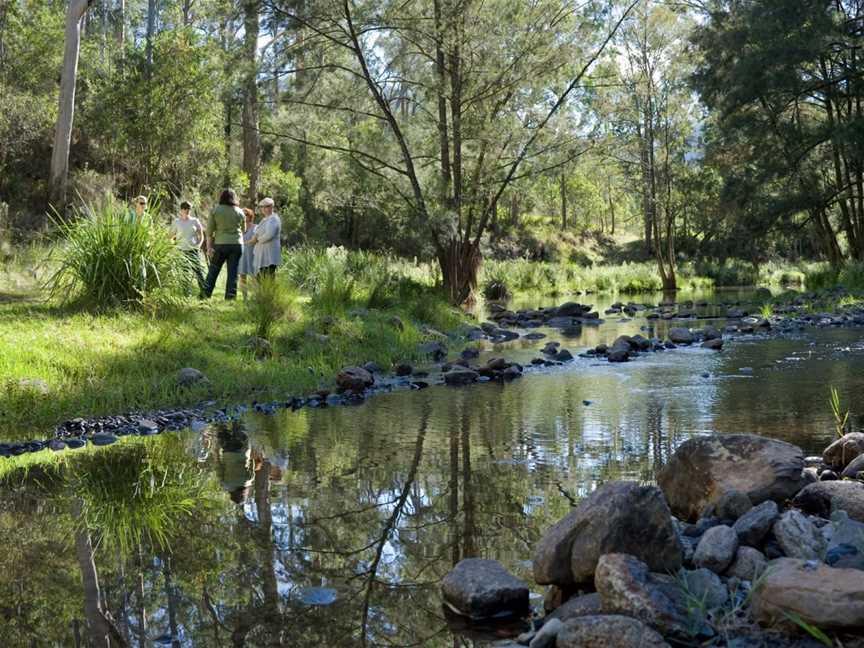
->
219;449;252;504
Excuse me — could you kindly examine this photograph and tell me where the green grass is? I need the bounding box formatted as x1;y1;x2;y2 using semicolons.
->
806;261;864;293
0;245;468;439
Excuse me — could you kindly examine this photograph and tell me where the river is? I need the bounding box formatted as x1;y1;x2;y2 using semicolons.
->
2;289;863;646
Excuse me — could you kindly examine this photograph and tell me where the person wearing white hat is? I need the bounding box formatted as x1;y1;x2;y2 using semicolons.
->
249;197;282;276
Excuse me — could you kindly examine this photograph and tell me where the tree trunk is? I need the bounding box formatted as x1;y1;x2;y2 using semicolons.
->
49;0;90;210
438;237;481;305
560;172;567;230
145;0;156;67
242;0;261;205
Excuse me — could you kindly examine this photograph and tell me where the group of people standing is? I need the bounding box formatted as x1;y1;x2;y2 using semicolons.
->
165;188;282;300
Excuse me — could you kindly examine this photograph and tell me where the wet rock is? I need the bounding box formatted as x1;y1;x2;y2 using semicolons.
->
658;434;804;521
594;554;691;636
701;338;723;351
557;615;670;648
176;367;207;388
532;481;682;586
444;368;480;386
725;546;767;581
394;363;413;377
702;326;722;340
680;568;727;609
555;349;574;362
66;438;86;449
556;302;591;317
441;558;529;620
693;525;738;573
824;433;864;470
713;489;753;521
734;500;780;547
841;454;864;479
548;593;603;622
668;327;694;344
752;558;864;629
820;469;839;481
528;618;563;648
336;366;374;393
793;481;864;523
48;439;67;451
773;510;826;560
607;348;630;363
91;433;118;446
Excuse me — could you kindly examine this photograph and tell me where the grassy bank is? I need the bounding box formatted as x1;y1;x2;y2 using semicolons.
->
0;246;466;439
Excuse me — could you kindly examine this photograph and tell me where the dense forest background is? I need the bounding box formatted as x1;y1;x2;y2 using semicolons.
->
2;0;864;299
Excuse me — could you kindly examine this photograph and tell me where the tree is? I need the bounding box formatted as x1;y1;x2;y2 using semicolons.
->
49;0;91;209
241;0;261;204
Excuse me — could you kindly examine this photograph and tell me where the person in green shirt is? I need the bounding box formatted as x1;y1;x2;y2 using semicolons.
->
202;189;245;300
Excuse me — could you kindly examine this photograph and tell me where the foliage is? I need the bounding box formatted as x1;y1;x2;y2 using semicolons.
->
47;199;192;308
830;387;850;439
246;273;298;340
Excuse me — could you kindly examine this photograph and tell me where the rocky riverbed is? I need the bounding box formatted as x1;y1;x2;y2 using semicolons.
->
442;432;864;647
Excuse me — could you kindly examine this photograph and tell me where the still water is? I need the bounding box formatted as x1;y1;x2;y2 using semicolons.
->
3;290;864;647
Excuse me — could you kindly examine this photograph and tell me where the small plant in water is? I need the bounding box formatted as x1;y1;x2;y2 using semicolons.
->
759;303;773;319
830;386;849;439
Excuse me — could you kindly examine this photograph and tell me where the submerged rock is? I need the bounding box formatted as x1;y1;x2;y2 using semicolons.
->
658;434;805;521
441;558;529;620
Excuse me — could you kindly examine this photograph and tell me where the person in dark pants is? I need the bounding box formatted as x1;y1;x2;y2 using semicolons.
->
203;189;245;300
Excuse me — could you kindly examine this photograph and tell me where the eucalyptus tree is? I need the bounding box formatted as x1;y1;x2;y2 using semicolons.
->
266;0;638;303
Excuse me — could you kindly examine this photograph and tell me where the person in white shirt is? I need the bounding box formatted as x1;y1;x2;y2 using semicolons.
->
170;201;205;294
249;197;282;277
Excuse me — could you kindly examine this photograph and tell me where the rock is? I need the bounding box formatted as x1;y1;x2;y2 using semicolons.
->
394;363;413;377
752;558;864;629
362;361;381;374
176;367;207;388
842;454;864;479
607;348;629;362
444;368;480;386
556;302;591;317
725;546;767;581
658;434;805;521
702;326;722;341
823;433;864;470
820;469;839;481
335;366;374;393
693;525;738;573
91;433;118;446
66;438;86;449
460;347;480;360
594;554;691;636
734;501;780;546
418;341;447;360
826;511;864;570
528;618;563;648
668;327;694;344
555;349;574;362
701;338;723;351
714;489;753;521
556;615;670;648
48;439;67;451
727;307;745;318
246;336;272;358
532;481;682;586
548;593;603;622
793;481;864;523
441;558;529;620
680;568;727;609
773;510;826;560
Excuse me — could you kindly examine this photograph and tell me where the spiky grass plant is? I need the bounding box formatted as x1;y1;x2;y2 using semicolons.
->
47;199;191;309
246;274;297;340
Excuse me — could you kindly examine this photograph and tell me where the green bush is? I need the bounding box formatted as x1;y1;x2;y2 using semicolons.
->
246;274;297;339
47;199;191;308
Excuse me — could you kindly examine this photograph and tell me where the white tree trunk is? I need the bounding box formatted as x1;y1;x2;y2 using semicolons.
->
49;0;90;209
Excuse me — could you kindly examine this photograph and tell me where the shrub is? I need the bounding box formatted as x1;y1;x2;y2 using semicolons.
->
246;274;297;340
47;199;191;308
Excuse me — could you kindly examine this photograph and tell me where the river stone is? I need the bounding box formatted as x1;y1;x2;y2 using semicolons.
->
532;481;682;586
713;489;753;521
823;433;864;470
528;618;563;648
826;511;864;570
594;554;691;636
680;568;727;609
693;525;738;573
842;453;864;479
657;434;805;521
176;367;207;388
701;338;723;351
733;500;779;546
443;368;479;386
548;592;603;622
556;615;670;648
752;558;864;629
91;433;118;446
668;327;694;344
556;302;591;317
773;510;826;560
792;481;864;523
335;366;374;393
441;558;529;619
725;546;767;581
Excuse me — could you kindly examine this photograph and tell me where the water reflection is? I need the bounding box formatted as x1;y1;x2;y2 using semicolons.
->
3;290;864;646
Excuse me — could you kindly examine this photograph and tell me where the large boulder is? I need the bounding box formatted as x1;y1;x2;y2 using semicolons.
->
657;434;805;521
441;558;529;619
773;510;826;560
792;480;864;523
752;558;864;629
594;554;692;636
557;615;670;648
532;481;682;586
335;366;374;393
823;433;864;470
